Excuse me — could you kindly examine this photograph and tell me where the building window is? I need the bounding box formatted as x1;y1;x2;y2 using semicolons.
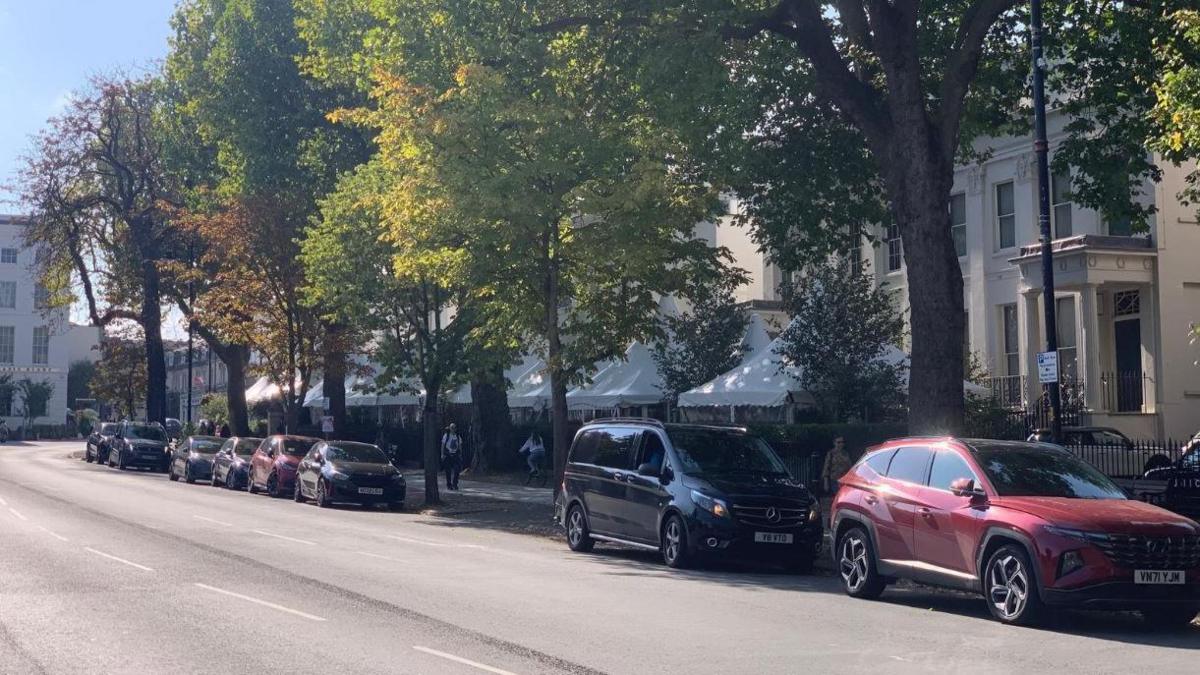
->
32;326;49;365
34;284;50;310
1051;170;1072;238
0;248;16;264
0;282;15;309
949;193;967;258
886;223;902;272
1002;304;1019;376
996;182;1016;249
0;326;14;364
1106;215;1134;237
1056;297;1077;379
1113;289;1140;317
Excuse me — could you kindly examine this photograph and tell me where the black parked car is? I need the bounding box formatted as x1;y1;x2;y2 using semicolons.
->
1145;436;1200;520
85;422;119;464
107;422;170;471
556;419;822;572
210;436;262;489
294;440;406;510
167;435;226;484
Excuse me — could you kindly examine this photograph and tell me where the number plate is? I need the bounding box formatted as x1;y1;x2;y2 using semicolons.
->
1134;570;1184;585
754;532;793;544
357;487;384;496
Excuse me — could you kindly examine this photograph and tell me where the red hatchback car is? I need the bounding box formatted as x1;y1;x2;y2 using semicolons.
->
831;438;1200;627
247;435;322;498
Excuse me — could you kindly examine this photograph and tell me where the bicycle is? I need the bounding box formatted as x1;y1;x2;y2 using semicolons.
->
524;451;548;487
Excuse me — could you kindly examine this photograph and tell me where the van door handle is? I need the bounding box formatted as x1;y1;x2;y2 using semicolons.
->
918;507;932;518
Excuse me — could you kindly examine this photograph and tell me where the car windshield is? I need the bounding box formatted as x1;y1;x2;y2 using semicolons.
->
99;423;118;435
126;425;166;441
974;444;1127;499
326;442;388;464
190;438;223;453
281;438;317;457
668;428;789;477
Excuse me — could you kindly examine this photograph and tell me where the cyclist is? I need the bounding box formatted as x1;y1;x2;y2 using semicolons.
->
519;431;546;485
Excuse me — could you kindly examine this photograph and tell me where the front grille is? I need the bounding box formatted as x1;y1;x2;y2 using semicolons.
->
730;502;809;529
350;474;394;489
1093;535;1200;570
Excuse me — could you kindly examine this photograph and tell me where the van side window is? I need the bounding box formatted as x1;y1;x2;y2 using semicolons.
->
569;431;602;465
592;429;638;470
638;432;667;472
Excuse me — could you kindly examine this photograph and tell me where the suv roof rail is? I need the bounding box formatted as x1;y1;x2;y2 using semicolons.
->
582;417;665;428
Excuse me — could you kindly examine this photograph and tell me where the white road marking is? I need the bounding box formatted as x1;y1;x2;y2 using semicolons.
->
84;547;154;572
356;551;404;562
36;526;68;542
8;507;27;521
412;646;517;675
385;534;485;550
252;529;316;546
194;515;235;527
193;583;326;622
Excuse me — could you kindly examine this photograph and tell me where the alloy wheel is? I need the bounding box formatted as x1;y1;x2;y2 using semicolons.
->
988;554;1029;621
567;509;584;547
662;518;685;567
839;534;870;593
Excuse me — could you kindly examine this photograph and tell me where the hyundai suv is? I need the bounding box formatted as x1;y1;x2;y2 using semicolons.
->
831;438;1200;627
556;420;822;571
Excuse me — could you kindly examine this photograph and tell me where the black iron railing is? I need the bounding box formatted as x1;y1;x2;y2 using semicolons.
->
1100;371;1150;413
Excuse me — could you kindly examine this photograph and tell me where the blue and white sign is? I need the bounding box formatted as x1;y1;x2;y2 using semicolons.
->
1037;351;1058;384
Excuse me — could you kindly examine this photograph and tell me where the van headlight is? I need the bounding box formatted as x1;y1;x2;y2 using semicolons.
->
691;491;729;518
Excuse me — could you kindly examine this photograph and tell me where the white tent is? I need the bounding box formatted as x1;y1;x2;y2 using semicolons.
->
739;313;772;356
451;354;544;406
302;379;326;408
244;376;281;405
677;338;812;409
507;358;551;410
345;367;423;407
566;342;666;409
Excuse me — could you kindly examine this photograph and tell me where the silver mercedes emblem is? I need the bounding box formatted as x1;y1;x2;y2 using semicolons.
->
765;507;781;523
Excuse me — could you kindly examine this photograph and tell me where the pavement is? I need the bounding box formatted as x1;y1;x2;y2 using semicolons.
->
1;440;1197;675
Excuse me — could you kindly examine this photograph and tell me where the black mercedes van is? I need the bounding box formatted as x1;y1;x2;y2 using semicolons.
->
556;419;822;572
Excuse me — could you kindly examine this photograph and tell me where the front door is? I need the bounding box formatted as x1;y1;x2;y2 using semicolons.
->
622;430;671;544
873;446;932;562
913;450;985;579
1113;319;1142;412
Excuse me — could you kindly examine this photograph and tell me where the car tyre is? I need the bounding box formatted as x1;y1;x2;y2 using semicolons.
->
267;473;283;498
565;504;594;553
661;514;691;569
837;527;886;599
247;473;258;494
315;479;331;508
168;463;179;481
1141;606;1198;629
184;464;195;484
85;448;93;463
293;480;305;503
984;544;1045;626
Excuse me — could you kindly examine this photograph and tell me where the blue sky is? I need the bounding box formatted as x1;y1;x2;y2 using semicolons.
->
0;1;176;208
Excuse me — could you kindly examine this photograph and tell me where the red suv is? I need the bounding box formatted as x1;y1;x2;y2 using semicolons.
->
830;438;1200;627
247;435;321;498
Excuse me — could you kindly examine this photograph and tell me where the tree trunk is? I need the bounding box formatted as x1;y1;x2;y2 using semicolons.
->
883;128;966;435
422;384;441;505
141;259;167;424
322;321;348;436
544;228;570;495
224;344;250;436
469;364;512;473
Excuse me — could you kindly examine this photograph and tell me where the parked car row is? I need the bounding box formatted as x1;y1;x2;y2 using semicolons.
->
85;426;406;510
557;419;1200;629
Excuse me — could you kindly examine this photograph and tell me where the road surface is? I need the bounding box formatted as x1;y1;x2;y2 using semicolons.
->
1;441;1196;674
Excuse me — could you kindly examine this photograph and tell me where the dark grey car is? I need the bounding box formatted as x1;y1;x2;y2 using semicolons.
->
107;422;170;471
168;436;226;484
210;436;262;489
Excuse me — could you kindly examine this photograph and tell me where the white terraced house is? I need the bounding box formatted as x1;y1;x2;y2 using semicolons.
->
0;214;70;428
843;112;1200;442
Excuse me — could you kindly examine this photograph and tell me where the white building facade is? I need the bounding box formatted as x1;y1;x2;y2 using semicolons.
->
858;114;1200;441
0;215;70;427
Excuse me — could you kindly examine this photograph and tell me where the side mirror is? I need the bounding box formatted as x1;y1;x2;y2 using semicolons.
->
637;462;659;477
660;465;674;485
949;478;986;503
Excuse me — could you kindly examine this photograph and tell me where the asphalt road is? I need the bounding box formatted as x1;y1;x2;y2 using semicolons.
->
1;441;1196;675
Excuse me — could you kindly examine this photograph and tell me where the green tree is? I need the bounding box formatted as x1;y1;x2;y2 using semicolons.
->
532;1;1190;433
297;0;730;485
199;393;229;427
164;0;369;433
19;74;177;423
16;380;55;429
652;275;749;403
92;334;148;420
1152;9;1200;208
778;258;906;423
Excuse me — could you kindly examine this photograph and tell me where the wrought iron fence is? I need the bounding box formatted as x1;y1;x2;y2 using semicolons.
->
1099;371;1151;413
1058;437;1185;479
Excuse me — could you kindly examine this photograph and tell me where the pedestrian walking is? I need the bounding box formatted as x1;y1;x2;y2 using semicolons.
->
518;431;546;484
441;423;463;490
821;436;854;496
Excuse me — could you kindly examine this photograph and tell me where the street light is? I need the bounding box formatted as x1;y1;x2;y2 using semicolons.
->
1031;0;1063;443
